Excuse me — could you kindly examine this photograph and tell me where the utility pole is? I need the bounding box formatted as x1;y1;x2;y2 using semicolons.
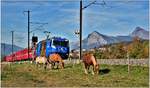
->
80;0;82;60
24;10;30;59
79;0;106;60
28;10;30;59
24;11;48;60
4;43;5;58
11;31;14;61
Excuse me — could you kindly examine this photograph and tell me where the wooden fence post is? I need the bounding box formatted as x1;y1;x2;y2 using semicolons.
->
127;52;130;74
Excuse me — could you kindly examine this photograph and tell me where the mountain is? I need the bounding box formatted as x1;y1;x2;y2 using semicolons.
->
82;31;133;49
71;31;132;49
71;27;149;50
82;31;117;49
1;43;23;58
130;27;149;40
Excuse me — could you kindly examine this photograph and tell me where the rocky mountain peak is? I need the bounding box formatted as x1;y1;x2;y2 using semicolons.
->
130;27;149;40
134;27;146;32
88;31;104;38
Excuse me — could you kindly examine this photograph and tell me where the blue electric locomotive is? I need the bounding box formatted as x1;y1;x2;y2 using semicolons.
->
36;37;69;59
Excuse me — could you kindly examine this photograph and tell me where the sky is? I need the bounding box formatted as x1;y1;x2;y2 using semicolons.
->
1;0;149;48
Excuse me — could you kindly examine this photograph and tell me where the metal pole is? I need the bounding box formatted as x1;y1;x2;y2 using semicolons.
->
11;31;14;61
80;0;82;60
4;43;5;57
27;10;30;59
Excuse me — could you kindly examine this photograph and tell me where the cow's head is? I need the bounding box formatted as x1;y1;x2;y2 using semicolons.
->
94;64;99;74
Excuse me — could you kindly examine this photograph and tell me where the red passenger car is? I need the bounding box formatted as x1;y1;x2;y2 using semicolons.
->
4;48;33;62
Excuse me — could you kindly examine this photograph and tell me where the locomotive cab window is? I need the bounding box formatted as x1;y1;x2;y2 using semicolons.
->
52;40;69;47
53;40;60;46
61;41;69;47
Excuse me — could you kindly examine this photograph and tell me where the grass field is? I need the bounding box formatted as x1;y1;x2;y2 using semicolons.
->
1;62;149;87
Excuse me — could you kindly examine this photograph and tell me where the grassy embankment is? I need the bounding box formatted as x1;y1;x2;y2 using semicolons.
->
1;62;149;87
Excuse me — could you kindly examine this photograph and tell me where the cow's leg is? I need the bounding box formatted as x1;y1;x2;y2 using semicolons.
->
92;66;95;75
46;60;51;69
36;62;39;68
59;62;61;69
52;62;55;69
68;56;71;61
87;65;90;70
49;60;54;69
56;62;59;69
39;63;41;68
51;63;54;69
70;56;72;61
48;59;53;69
84;64;88;74
73;58;76;67
44;62;47;70
36;62;38;67
57;61;63;69
60;62;64;69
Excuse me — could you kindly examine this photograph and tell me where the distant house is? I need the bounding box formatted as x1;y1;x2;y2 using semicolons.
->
82;49;86;51
72;48;86;52
98;47;106;51
89;48;95;52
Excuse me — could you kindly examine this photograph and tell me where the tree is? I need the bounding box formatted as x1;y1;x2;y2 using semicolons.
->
143;40;149;58
128;37;144;59
94;49;106;59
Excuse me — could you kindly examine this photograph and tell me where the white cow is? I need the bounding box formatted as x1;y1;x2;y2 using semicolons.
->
35;56;49;69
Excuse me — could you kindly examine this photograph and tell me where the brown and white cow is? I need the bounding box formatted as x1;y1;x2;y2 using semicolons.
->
48;53;64;69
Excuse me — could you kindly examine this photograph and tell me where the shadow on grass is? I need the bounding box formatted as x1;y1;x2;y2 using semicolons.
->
49;65;73;70
99;68;110;75
64;65;73;69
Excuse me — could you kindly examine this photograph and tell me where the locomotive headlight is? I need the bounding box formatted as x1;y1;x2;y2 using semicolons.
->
51;45;56;49
61;48;64;51
61;48;67;51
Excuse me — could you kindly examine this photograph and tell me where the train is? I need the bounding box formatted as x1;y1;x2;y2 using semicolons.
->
36;37;69;59
4;48;32;62
4;37;70;62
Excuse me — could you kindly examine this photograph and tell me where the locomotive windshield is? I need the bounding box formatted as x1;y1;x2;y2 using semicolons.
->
53;40;69;47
